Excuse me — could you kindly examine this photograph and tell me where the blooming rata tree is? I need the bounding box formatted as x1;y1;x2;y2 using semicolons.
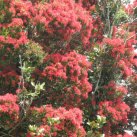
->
0;0;137;136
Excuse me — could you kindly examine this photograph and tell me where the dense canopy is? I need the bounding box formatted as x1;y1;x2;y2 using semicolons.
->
0;0;137;136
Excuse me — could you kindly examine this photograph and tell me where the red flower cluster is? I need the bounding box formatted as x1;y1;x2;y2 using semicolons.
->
98;81;130;125
104;81;128;98
103;38;125;56
0;93;19;128
0;65;19;88
27;105;86;137
41;51;92;108
33;0;93;45
103;35;137;78
118;59;133;77
98;100;130;124
0;0;29;89
0;0;29;48
10;0;34;20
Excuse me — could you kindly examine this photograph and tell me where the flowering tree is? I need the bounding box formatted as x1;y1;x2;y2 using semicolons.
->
0;0;137;136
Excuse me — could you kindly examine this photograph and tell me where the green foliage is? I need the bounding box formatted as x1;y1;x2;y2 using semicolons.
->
86;115;106;137
115;8;129;25
22;41;45;67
